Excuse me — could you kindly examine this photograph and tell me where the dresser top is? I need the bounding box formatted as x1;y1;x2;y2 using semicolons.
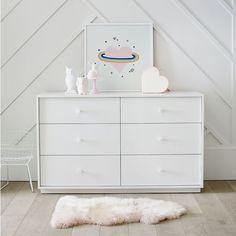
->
37;91;203;98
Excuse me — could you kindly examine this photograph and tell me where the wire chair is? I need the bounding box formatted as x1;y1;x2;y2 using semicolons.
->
1;130;35;192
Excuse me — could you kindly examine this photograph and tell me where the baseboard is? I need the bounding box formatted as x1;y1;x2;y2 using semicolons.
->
204;146;236;180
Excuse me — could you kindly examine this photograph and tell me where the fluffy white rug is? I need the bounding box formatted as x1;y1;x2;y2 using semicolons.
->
51;196;186;228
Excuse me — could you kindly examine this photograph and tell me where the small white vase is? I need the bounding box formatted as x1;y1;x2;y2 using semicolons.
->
65;67;77;94
76;76;88;95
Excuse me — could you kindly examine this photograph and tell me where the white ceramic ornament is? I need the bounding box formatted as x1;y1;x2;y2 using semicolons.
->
87;63;100;94
76;76;88;95
65;67;77;94
141;67;169;93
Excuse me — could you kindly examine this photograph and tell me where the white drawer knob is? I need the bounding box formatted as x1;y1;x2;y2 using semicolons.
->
157;137;165;142
75;137;82;143
76;168;85;174
157;168;165;173
75;108;82;114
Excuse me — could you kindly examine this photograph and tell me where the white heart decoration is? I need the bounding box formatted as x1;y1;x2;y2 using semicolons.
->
141;67;169;93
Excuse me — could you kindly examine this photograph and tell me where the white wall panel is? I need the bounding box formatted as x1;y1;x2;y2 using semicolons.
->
224;0;234;8
1;0;67;65
2;31;85;135
181;0;233;53
1;0;22;20
88;0;150;22
1;0;95;112
137;0;233;105
205;147;236;179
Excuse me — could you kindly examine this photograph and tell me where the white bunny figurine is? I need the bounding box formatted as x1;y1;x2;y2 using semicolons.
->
65;67;77;94
76;76;88;95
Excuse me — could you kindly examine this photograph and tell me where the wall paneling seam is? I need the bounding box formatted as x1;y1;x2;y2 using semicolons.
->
216;0;234;14
0;16;97;115
1;0;24;22
1;0;70;68
173;0;233;58
132;0;232;107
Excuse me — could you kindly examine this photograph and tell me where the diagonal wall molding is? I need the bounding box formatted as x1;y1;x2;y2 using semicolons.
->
1;0;23;22
1;0;69;68
204;121;230;145
174;0;233;60
2;23;88;149
15;124;36;145
133;0;232;108
83;0;109;22
1;15;97;115
2;0;98;113
216;0;234;14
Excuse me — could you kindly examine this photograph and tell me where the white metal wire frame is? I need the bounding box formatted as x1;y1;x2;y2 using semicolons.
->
1;131;35;192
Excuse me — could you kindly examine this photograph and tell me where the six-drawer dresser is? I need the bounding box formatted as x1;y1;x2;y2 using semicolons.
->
37;91;204;193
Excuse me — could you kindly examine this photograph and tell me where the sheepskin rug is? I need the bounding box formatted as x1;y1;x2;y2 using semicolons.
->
50;196;186;228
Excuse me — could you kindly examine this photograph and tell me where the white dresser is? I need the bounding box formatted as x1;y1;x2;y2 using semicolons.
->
37;91;204;193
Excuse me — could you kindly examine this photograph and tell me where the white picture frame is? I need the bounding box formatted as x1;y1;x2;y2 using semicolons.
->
84;23;153;91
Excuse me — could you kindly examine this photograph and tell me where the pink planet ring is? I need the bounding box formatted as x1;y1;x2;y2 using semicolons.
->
98;51;139;63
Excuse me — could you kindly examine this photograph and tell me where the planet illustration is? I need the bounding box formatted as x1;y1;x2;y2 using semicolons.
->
98;52;139;63
98;47;139;72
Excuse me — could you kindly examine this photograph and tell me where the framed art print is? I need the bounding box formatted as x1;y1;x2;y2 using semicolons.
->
84;23;153;91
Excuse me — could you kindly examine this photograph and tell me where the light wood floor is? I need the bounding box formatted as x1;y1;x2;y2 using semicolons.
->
1;181;236;236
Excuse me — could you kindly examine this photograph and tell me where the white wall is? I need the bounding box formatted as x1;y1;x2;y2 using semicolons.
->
1;0;236;180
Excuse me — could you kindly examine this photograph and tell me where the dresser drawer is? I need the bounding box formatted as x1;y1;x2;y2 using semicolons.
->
121;97;201;123
121;124;201;154
40;124;120;155
39;98;120;123
121;155;201;186
41;156;120;186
